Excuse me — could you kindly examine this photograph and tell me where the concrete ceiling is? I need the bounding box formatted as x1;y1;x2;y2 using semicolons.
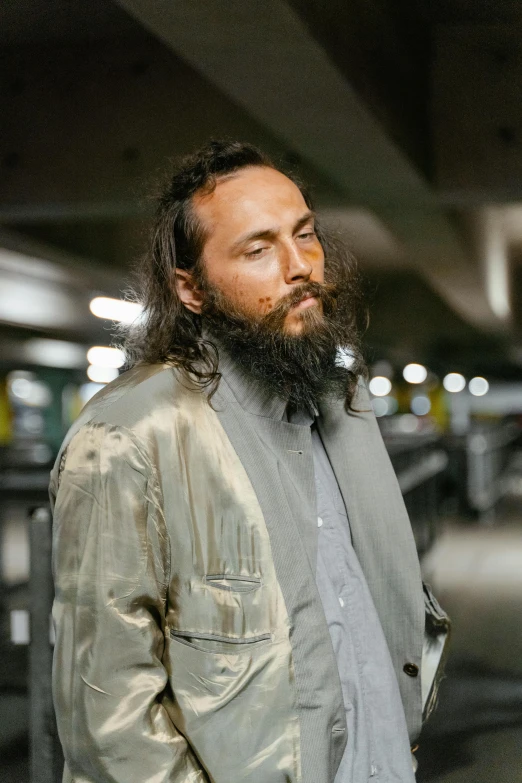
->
114;0;519;332
1;0;522;375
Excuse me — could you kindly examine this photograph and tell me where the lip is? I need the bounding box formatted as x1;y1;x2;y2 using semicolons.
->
292;295;318;310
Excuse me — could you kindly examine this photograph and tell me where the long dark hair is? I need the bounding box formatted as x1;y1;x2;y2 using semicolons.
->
121;140;367;408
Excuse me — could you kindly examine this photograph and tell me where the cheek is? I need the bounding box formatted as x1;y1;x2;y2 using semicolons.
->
311;247;325;279
206;255;283;315
211;271;248;302
209;271;274;316
230;269;279;313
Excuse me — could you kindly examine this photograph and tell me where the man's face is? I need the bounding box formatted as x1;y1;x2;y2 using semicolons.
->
194;166;325;335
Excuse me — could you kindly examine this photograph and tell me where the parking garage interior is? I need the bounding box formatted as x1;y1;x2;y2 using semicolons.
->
1;2;522;782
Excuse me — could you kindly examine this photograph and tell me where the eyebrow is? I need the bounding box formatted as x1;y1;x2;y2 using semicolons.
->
230;210;316;253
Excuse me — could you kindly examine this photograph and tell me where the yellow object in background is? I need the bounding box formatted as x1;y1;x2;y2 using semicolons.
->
0;379;13;444
429;385;449;432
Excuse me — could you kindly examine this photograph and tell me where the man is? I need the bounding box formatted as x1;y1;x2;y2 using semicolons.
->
50;140;449;783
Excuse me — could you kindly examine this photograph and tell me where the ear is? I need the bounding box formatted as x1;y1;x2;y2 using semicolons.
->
173;268;204;314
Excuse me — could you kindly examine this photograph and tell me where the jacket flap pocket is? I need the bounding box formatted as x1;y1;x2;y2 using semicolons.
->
170;628;271;654
205;574;262;593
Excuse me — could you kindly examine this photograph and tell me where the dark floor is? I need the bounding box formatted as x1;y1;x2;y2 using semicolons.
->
417;499;522;783
0;690;29;783
417;660;522;783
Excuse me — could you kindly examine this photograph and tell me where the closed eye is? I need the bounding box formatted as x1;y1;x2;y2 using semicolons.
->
245;246;269;257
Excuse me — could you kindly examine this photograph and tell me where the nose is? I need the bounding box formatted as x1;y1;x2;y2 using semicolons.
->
283;241;313;284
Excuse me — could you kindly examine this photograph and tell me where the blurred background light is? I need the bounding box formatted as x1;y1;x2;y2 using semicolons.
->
469;376;489;397
410;394;431;415
8;373;52;407
10;377;33;402
398;413;419;433
24;338;86;369
369;376;392;397
371;395;398;417
89;296;143;324
443;372;466;393
0;248;81;330
86;365;119;383
86;346;125;368
371;397;388;417
385;396;398;415
79;383;105;404
403;363;428;384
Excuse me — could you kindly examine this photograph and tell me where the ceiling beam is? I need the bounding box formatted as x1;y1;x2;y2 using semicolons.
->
0;228;122;291
0;229;123;337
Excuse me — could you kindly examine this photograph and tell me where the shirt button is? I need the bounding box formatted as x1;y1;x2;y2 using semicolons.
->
403;662;419;677
317;517;323;527
338;596;345;607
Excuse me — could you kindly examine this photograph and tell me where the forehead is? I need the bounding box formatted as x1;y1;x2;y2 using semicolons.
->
194;166;309;242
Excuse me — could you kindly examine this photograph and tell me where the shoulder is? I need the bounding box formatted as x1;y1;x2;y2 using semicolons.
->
50;364;207;490
79;363;181;422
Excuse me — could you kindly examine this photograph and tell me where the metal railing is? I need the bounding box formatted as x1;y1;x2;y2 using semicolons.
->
384;433;449;556
1;464;63;783
29;507;63;783
465;422;520;521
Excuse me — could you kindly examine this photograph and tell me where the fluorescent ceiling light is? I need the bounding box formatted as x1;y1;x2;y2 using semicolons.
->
87;346;125;368
90;297;143;324
87;365;119;383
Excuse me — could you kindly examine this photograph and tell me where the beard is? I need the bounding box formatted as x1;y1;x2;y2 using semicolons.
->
199;274;358;414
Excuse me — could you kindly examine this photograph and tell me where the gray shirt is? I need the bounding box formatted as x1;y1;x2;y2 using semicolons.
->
309;419;415;783
286;404;414;782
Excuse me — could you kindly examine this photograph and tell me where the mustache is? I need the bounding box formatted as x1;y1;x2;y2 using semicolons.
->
261;281;338;329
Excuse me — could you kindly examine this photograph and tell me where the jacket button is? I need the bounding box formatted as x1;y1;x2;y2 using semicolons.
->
403;662;419;677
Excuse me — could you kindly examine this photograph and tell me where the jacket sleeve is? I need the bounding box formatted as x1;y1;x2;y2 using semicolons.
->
51;422;206;783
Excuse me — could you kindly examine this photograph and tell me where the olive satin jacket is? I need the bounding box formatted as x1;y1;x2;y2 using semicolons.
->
50;362;449;783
